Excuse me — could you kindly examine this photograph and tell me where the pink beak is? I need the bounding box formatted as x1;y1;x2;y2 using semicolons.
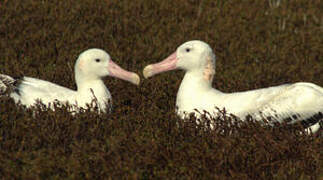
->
108;60;140;85
143;52;178;78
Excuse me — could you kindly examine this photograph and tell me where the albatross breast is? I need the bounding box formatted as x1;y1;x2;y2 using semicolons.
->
143;40;323;132
1;48;140;113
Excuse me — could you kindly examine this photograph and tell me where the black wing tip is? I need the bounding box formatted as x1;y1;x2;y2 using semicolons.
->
301;112;323;128
0;74;23;96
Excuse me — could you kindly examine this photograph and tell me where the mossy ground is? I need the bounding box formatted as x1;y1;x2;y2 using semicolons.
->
0;0;322;179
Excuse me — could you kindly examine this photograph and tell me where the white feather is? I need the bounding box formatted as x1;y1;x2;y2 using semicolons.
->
1;48;139;113
144;40;323;133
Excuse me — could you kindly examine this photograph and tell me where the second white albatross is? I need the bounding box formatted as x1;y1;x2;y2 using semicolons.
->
0;48;140;113
143;40;322;133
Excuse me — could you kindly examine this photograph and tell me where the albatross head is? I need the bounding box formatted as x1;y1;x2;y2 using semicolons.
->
75;48;140;85
143;40;215;81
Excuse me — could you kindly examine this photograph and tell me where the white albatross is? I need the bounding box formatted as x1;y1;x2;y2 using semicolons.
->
0;48;140;113
143;40;322;133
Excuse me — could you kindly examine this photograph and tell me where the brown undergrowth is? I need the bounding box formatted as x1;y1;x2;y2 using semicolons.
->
0;0;322;179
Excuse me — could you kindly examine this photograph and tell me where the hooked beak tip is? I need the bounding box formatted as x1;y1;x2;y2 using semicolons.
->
143;65;153;79
132;73;140;85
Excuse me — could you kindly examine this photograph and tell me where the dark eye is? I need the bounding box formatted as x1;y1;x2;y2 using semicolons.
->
185;48;190;52
95;58;101;63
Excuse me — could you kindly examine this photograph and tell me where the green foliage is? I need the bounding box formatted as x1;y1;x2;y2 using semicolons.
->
0;0;322;179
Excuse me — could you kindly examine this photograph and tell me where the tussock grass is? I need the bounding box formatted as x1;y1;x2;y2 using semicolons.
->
0;0;322;179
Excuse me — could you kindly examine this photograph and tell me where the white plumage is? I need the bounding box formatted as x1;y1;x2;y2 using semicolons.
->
143;40;322;133
0;48;140;113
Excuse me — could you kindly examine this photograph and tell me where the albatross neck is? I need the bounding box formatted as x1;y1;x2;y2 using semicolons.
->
179;70;213;94
75;74;107;92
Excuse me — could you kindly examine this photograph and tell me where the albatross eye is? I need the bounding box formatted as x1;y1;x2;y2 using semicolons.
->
185;48;191;52
95;58;101;63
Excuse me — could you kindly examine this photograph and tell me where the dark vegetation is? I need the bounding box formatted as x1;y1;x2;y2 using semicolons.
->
0;0;322;179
